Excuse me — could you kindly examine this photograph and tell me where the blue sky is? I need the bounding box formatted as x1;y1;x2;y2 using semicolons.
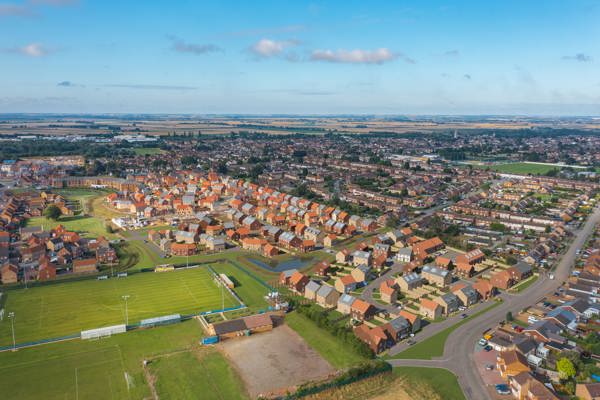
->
1;0;599;115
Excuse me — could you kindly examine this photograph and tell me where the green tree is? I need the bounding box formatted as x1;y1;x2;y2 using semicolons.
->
556;357;576;380
43;205;62;221
506;311;513;322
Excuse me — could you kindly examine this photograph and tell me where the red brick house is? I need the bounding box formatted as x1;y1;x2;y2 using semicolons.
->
171;242;197;256
288;271;309;293
490;270;514;290
1;264;18;284
72;258;98;274
351;299;376;321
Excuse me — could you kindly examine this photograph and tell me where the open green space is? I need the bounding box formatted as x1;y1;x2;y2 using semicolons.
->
285;311;369;369
510;274;539;293
26;215;116;239
0;267;238;346
389;300;502;360
393;367;466;400
133;147;164;156
0;319;211;400
149;350;248;400
481;162;560;175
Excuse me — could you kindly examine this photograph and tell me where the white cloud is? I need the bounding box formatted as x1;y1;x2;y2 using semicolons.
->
310;48;411;65
249;38;299;58
15;43;50;57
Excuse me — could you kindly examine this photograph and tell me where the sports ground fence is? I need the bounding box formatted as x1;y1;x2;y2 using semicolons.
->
0;258;272;352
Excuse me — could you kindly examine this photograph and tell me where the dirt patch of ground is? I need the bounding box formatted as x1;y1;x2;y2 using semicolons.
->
219;324;336;398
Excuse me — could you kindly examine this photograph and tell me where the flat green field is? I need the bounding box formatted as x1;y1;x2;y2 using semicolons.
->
0;319;212;400
26;215;116;239
133;147;164;156
149;350;248;400
0;267;238;346
485;162;559;175
285;311;369;369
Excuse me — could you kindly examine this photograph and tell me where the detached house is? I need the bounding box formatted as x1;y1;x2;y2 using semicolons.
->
335;274;357;294
288;271;309;294
420;298;442;320
337;294;356;314
316;285;339;308
351;299;376;321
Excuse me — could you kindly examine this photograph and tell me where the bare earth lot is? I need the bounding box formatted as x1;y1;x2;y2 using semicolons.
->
219;324;335;398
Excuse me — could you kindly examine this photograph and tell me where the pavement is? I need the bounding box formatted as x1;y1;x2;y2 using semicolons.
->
386;204;600;400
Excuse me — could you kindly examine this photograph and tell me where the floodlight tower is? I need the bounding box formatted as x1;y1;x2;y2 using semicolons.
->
8;312;16;351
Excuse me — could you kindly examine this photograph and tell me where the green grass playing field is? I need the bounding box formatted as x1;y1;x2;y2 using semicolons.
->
0;319;212;400
133;147;164;156
478;162;560;175
0;267;239;346
149;350;248;400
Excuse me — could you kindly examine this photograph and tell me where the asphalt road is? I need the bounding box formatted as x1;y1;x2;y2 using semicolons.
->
388;204;600;400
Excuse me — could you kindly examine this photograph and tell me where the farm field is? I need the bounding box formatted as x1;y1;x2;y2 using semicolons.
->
149;349;248;400
0;319;209;400
285;311;369;369
0;266;238;346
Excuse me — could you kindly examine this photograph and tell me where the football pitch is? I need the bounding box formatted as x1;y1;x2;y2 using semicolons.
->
0;266;239;347
0;319;213;400
0;346;129;399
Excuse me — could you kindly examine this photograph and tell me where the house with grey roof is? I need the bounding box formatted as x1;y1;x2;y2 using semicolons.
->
316;285;340;308
337;294;357;314
304;280;321;301
396;272;423;291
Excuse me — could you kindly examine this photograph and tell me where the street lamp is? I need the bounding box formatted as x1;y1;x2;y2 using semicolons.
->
121;295;130;326
8;312;16;351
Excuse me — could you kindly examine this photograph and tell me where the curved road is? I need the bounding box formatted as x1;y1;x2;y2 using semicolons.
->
389;204;600;400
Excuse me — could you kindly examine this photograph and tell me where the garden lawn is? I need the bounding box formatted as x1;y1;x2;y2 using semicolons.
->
149;350;248;400
285;311;368;369
510;274;539;293
0;267;239;346
0;319;208;400
390;300;502;360
393;367;465;400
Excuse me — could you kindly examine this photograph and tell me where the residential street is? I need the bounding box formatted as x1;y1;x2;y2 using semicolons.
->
387;204;600;400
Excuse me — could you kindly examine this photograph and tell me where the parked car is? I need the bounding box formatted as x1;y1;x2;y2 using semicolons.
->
495;384;510;395
478;338;488;346
460;313;468;319
407;340;416;346
485;364;494;371
484;345;493;352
